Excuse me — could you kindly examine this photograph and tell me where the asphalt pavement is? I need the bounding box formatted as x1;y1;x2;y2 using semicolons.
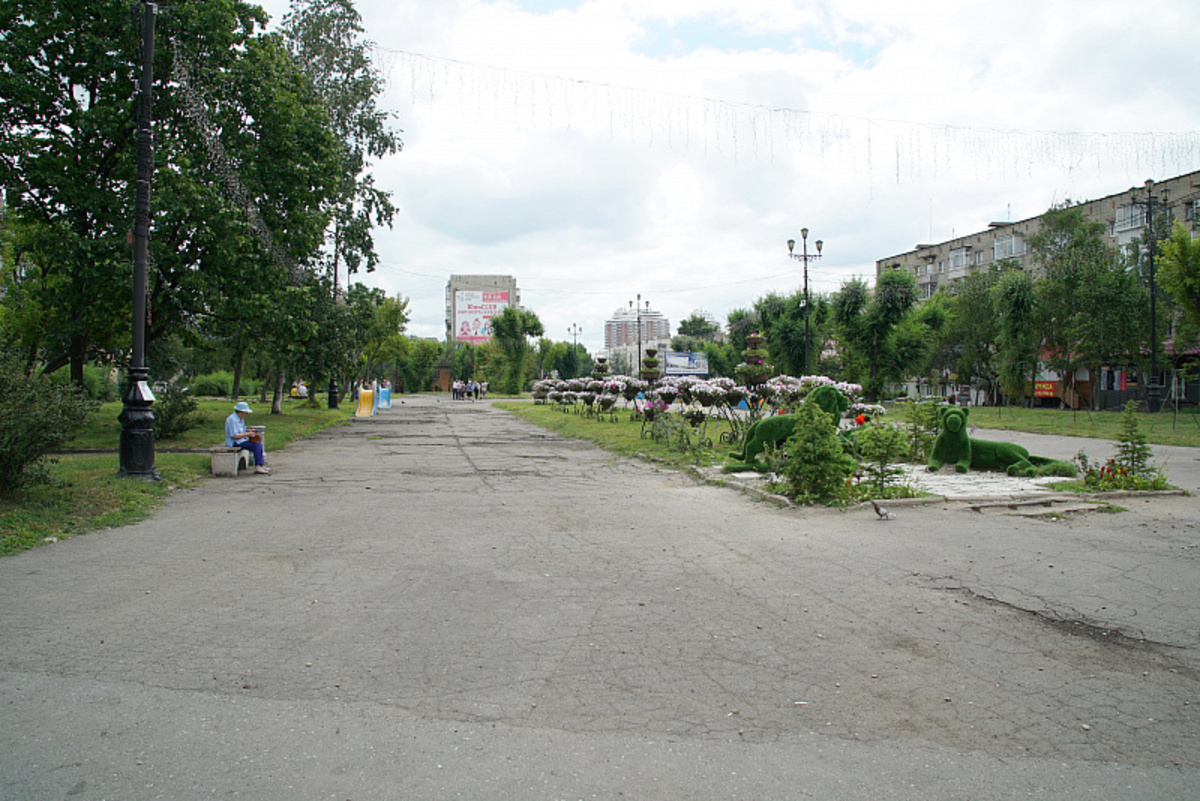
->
2;395;1198;800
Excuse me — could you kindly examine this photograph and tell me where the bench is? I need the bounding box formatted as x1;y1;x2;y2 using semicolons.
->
210;446;252;477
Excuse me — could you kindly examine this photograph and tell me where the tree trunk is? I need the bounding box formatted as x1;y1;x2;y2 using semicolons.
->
70;333;86;387
231;349;244;399
271;367;285;414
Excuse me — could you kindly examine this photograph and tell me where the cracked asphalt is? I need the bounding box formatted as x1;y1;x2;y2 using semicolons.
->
2;395;1199;800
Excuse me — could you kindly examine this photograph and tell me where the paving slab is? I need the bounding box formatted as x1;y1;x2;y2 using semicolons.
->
1;395;1198;800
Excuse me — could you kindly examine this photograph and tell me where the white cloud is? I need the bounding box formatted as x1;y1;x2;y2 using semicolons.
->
252;0;1200;352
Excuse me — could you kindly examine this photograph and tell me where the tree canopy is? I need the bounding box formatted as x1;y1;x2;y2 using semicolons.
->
0;0;399;398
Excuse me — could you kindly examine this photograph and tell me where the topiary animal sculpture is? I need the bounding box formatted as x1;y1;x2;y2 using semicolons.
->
725;385;850;472
927;406;1076;477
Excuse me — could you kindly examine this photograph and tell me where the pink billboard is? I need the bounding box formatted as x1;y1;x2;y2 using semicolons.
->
454;290;509;345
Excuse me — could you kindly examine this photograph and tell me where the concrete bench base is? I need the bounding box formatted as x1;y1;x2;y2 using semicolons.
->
210;447;252;477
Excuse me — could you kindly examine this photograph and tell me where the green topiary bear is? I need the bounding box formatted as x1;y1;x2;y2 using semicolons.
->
927;406;1076;478
725;385;850;472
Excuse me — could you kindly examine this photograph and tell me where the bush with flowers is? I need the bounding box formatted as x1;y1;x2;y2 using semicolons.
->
1075;454;1170;492
641;399;669;420
1067;402;1172;492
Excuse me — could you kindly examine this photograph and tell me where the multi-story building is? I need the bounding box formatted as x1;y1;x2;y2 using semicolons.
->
875;169;1200;408
604;302;671;350
603;302;671;375
876;169;1200;299
445;275;520;345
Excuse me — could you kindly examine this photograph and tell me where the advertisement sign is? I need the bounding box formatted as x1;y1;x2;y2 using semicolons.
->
665;351;709;376
1033;381;1056;398
454;290;508;345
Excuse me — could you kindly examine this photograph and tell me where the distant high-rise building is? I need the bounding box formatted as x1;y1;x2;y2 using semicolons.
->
445;275;520;345
603;302;671;375
604;303;670;350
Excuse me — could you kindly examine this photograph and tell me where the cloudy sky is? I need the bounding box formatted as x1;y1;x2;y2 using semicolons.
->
254;0;1200;353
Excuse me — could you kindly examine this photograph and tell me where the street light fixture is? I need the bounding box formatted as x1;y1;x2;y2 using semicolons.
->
567;323;582;378
629;294;649;376
787;229;823;376
1130;179;1170;412
118;1;161;481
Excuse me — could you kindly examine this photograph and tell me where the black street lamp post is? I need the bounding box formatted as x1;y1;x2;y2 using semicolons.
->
787;229;823;376
1131;179;1170;412
629;294;649;375
119;1;162;481
568;323;581;378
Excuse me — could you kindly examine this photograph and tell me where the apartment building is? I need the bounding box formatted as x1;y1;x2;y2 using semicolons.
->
876;169;1200;299
445;274;520;345
602;302;671;375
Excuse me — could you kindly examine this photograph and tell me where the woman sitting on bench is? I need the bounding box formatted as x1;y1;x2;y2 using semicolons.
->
225;401;270;474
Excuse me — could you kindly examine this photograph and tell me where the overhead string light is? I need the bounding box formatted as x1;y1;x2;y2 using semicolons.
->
379;47;1200;186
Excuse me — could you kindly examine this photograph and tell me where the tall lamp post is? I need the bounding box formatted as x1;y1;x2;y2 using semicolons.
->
630;294;649;375
119;1;162;481
567;323;582;378
1131;179;1169;412
787;229;823;376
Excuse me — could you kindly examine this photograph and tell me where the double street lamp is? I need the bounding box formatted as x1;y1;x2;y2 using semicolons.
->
787;229;823;376
567;323;582;378
1130;179;1169;412
629;294;649;376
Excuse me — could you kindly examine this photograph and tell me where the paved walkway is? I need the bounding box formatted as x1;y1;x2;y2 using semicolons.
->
2;395;1198;799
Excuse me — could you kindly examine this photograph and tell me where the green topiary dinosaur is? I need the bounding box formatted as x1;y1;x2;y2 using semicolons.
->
927;406;1076;477
725;385;850;472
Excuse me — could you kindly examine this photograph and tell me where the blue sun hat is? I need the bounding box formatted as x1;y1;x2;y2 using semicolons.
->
234;402;253;413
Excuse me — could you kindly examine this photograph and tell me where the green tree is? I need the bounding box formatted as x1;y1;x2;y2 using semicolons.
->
780;399;858;505
1029;204;1122;407
833;272;923;400
1159;220;1200;331
991;268;1040;406
942;267;1005;404
490;307;544;393
396;338;442;392
677;313;719;340
725;307;759;354
361;293;410;374
0;0;346;389
280;0;401;286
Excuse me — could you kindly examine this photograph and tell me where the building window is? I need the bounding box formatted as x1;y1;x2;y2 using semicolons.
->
1115;203;1148;231
949;248;968;271
993;234;1026;260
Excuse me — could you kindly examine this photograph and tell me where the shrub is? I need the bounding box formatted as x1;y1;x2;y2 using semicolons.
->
905;398;942;462
0;360;96;493
779;400;858;505
49;363;120;401
1073;403;1171;491
191;371;233;397
855;421;911;494
1113;399;1152;475
152;384;206;441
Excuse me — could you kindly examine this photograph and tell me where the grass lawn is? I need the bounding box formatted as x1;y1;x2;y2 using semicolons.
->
933;404;1200;448
496;401;737;469
1;398;353;556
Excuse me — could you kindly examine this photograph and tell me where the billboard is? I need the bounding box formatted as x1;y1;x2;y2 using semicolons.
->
664;351;709;376
454;290;509;345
